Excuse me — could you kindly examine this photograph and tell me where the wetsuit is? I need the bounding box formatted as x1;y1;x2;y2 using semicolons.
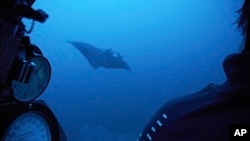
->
138;53;250;141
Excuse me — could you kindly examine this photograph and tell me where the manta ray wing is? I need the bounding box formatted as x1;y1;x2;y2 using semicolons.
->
67;41;104;69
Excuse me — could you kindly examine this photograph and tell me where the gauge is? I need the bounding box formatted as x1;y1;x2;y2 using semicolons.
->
12;55;51;102
0;100;60;141
3;112;52;141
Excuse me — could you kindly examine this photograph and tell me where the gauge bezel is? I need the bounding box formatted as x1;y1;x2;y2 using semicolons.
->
11;55;52;102
0;100;60;141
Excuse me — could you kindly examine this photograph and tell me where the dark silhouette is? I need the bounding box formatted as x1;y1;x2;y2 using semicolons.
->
67;41;131;71
138;1;250;141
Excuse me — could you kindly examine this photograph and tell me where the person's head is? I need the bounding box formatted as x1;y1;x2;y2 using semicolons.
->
237;0;250;35
237;0;250;52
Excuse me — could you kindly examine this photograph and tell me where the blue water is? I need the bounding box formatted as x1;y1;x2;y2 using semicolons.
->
24;0;243;140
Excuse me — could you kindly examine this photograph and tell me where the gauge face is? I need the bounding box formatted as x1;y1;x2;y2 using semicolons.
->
12;56;51;102
3;112;52;141
0;101;62;141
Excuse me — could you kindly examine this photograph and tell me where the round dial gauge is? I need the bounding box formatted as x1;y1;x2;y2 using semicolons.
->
0;101;61;141
12;55;51;102
3;112;52;141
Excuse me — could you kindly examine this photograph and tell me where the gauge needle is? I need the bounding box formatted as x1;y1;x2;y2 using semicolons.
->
33;66;41;75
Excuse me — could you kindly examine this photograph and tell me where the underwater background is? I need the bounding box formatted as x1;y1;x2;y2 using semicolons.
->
24;0;243;140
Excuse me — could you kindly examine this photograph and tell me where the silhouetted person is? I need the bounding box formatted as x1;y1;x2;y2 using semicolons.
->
138;1;250;141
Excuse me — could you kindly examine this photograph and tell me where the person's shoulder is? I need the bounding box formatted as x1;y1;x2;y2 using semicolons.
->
159;82;250;116
166;83;218;106
157;83;220;116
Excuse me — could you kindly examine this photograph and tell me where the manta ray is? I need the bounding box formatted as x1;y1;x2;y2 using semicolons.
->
67;41;131;71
